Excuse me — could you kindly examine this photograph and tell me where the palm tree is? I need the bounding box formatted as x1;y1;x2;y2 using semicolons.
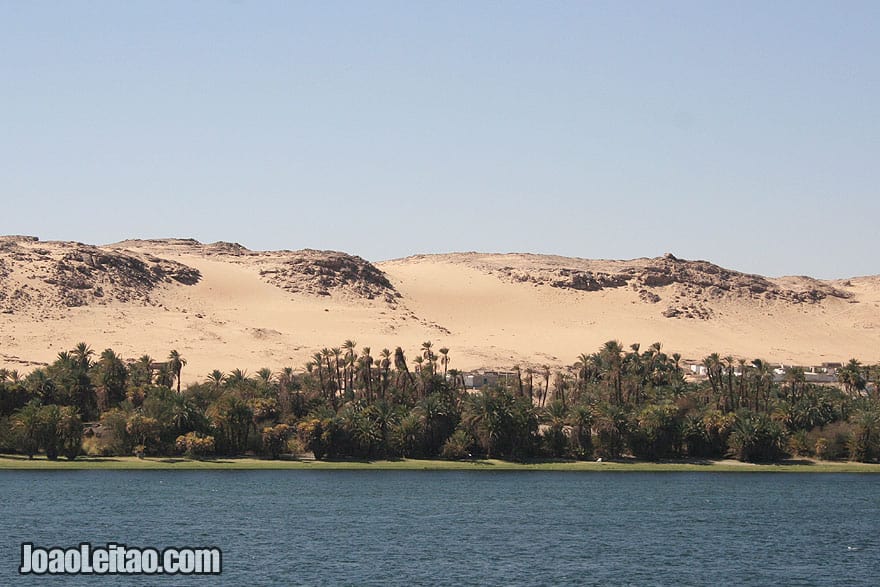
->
155;363;175;389
413;356;426;396
575;353;592;395
135;354;154;386
331;346;343;383
72;342;94;371
278;367;295;392
168;350;187;393
343;340;358;400
257;367;274;389
838;359;867;397
372;400;400;455
567;403;594;458
208;394;254;454
462;391;505;459
512;364;523;397
703;353;723;407
312;352;327;398
439;347;450;380
394;347;414;393
541;365;551;408
12;400;43;459
421;341;435;375
225;368;249;388
525;367;535;403
737;359;749;409
751;359;773;412
379;348;392;399
321;348;337;408
169;394;198;434
848;409;880;462
594;402;628;458
25;369;57;404
360;347;374;402
552;371;569;408
783;367;806;402
97;348;127;407
330;347;343;407
600;341;624;405
394;411;422;458
278;366;296;415
542;400;569;457
206;370;225;391
723;355;736;411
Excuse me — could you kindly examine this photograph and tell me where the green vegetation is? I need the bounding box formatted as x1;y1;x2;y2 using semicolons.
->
1;455;879;472
1;341;880;467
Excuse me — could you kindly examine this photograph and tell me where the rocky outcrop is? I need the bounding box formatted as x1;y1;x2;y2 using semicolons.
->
468;252;852;320
259;250;400;304
0;238;200;314
109;239;400;303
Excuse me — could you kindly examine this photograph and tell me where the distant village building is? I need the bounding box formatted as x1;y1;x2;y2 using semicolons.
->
687;361;841;384
460;371;517;389
771;364;841;384
804;372;838;384
463;372;499;389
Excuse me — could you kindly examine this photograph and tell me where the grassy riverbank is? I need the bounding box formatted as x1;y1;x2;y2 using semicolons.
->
1;455;879;472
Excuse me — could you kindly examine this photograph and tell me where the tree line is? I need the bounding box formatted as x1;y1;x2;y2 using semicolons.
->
1;340;879;463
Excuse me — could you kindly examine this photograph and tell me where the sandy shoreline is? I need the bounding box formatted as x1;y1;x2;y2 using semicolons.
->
1;455;878;472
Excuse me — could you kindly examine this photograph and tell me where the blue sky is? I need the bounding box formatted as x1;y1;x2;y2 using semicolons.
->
1;1;877;278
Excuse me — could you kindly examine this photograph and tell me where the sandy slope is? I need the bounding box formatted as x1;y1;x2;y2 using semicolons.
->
379;256;880;369
1;239;879;383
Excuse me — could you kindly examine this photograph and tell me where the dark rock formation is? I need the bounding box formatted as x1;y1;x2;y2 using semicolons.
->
485;253;852;321
0;240;201;313
259;250;400;303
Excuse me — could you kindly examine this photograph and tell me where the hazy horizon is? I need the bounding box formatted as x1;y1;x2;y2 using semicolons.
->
3;2;878;279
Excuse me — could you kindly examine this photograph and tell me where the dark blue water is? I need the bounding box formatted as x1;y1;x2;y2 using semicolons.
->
1;472;878;585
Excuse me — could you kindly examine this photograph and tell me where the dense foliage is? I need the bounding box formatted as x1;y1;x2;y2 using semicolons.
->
1;341;879;463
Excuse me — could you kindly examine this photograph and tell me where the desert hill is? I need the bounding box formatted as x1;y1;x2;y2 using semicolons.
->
1;236;878;382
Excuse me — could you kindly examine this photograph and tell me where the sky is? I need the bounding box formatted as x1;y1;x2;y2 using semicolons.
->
1;1;878;278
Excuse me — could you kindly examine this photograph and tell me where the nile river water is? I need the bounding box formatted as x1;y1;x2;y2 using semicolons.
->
1;471;878;585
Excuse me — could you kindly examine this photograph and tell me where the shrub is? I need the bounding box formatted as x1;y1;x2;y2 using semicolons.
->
848;410;880;463
567;404;594;460
787;430;814;458
441;429;473;460
728;411;787;462
540;425;569;459
809;421;853;460
57;406;83;460
286;436;307;456
297;418;328;460
593;404;629;459
627;403;679;461
98;409;132;456
392;412;423;458
175;432;216;458
125;414;161;454
261;424;291;459
685;410;736;458
0;416;15;453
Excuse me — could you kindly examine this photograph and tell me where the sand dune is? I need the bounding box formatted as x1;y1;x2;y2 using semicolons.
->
1;236;878;383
